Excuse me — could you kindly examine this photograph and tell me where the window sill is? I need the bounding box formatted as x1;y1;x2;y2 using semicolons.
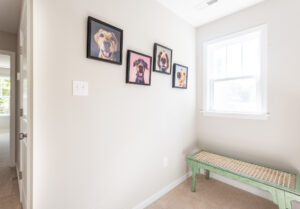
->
202;111;269;120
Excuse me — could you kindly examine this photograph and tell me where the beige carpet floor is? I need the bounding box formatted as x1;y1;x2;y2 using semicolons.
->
0;167;21;209
146;174;278;209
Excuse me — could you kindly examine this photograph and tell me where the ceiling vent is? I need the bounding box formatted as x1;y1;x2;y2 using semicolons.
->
195;0;219;10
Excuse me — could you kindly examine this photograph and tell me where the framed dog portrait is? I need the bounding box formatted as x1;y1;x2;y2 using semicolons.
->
153;43;172;74
173;64;188;89
87;16;123;65
126;50;152;86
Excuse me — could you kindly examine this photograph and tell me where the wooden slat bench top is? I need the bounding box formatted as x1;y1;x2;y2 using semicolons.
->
193;151;296;190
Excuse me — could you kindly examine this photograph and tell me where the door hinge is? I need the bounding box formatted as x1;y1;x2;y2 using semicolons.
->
20;108;23;117
19;171;23;180
17;72;21;81
19;46;23;55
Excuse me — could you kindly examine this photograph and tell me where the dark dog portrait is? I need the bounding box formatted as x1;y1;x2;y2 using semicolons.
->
134;59;148;84
126;50;152;86
153;43;172;74
87;16;123;65
173;64;188;89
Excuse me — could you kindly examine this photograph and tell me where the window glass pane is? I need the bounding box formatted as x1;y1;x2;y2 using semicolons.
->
1;79;10;96
0;78;10;115
243;38;260;76
213;78;257;113
0;97;9;114
211;46;226;78
227;43;242;77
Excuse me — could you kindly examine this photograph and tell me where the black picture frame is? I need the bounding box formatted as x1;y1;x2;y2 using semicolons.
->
172;63;188;89
126;50;152;86
153;43;172;75
87;16;123;65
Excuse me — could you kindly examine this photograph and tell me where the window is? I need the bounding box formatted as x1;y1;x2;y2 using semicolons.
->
0;77;10;115
203;25;267;119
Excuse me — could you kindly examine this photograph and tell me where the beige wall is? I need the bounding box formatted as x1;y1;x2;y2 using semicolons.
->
196;2;300;207
0;31;17;52
197;0;300;175
0;116;9;131
32;0;196;208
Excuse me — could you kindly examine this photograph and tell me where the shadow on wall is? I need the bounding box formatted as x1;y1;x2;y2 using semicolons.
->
0;132;10;167
183;140;200;172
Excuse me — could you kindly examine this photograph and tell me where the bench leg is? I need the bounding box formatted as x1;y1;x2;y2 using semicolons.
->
205;170;210;180
271;189;286;209
285;195;293;209
285;200;292;209
191;167;199;192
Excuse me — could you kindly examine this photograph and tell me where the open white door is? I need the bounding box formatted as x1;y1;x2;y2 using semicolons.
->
18;0;32;209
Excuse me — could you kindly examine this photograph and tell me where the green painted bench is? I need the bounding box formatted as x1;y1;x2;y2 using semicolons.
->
186;150;300;209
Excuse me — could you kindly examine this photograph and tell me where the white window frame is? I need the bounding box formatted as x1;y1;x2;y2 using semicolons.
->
203;25;268;120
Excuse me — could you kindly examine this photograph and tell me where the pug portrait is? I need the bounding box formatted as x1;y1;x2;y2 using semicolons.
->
153;44;172;74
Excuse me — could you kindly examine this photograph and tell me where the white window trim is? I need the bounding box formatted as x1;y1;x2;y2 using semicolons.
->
202;24;268;120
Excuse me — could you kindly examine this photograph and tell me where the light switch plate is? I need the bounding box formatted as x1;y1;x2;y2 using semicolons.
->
163;157;169;168
73;80;88;96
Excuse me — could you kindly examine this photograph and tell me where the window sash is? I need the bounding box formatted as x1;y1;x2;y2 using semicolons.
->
207;39;261;80
208;76;261;114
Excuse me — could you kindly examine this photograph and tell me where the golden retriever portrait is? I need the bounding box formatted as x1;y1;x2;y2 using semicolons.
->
154;44;172;74
173;64;188;89
94;29;119;61
88;17;123;64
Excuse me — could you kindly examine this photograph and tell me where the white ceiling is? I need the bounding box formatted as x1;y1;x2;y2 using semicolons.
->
0;0;22;34
156;0;265;27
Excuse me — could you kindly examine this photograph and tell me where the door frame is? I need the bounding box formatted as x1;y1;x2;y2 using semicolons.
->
18;0;33;208
0;49;16;167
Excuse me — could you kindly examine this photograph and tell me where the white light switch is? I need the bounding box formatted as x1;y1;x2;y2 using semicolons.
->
73;80;88;96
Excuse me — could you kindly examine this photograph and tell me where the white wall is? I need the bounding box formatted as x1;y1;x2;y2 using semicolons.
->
196;0;300;207
32;0;197;209
0;116;9;131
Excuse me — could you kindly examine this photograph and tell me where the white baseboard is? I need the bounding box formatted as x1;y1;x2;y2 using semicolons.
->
16;166;22;201
132;172;192;209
